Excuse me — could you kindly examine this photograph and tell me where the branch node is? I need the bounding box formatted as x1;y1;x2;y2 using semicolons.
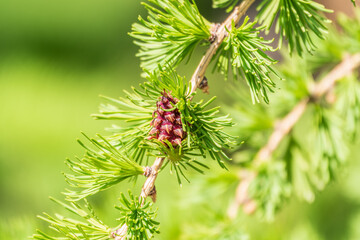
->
209;23;221;43
199;76;209;94
143;166;153;177
111;224;127;240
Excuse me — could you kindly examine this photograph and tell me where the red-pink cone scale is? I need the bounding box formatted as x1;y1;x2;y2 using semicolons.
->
148;91;186;147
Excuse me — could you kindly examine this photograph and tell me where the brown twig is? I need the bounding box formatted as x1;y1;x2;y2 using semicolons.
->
228;53;360;218
255;53;360;166
112;157;165;239
112;1;257;238
254;99;309;166
140;157;164;203
188;0;256;95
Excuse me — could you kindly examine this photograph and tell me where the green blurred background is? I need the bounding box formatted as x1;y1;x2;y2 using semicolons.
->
1;0;360;239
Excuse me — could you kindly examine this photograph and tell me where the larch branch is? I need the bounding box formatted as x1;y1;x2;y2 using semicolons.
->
255;53;360;165
229;53;360;218
112;1;258;238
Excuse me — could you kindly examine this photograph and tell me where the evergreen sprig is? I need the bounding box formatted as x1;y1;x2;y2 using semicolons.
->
310;106;347;184
130;0;211;73
33;192;159;240
248;162;291;221
94;67;236;184
214;17;279;103
115;191;159;240
64;134;144;201
303;11;360;79
212;0;240;12
228;24;360;217
337;10;360;53
257;0;332;56
281;104;349;203
230;79;357;216
32;198;112;240
93;92;155;166
334;75;360;138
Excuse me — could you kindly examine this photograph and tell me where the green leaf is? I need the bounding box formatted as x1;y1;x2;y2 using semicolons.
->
249;161;292;221
131;0;211;73
32;198;111;240
28;64;234;188
312;106;347;180
334;75;360;138
212;0;240;12
227;12;360;222
257;0;332;56
115;191;160;240
64;134;144;201
33;193;159;240
214;17;279;103
286;105;349;202
94;67;237;184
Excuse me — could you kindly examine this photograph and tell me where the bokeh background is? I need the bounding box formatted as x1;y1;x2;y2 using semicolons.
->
0;0;360;239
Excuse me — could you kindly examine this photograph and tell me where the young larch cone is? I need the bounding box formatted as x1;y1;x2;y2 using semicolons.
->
149;91;186;147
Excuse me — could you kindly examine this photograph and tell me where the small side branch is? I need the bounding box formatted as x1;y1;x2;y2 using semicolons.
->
229;53;360;217
112;157;165;239
189;0;256;95
255;53;360;165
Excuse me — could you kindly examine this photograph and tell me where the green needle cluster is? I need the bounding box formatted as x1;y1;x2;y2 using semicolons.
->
115;191;160;240
131;0;211;73
257;0;332;56
214;17;279;103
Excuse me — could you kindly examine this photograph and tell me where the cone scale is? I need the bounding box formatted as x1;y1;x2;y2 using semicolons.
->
149;91;186;147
